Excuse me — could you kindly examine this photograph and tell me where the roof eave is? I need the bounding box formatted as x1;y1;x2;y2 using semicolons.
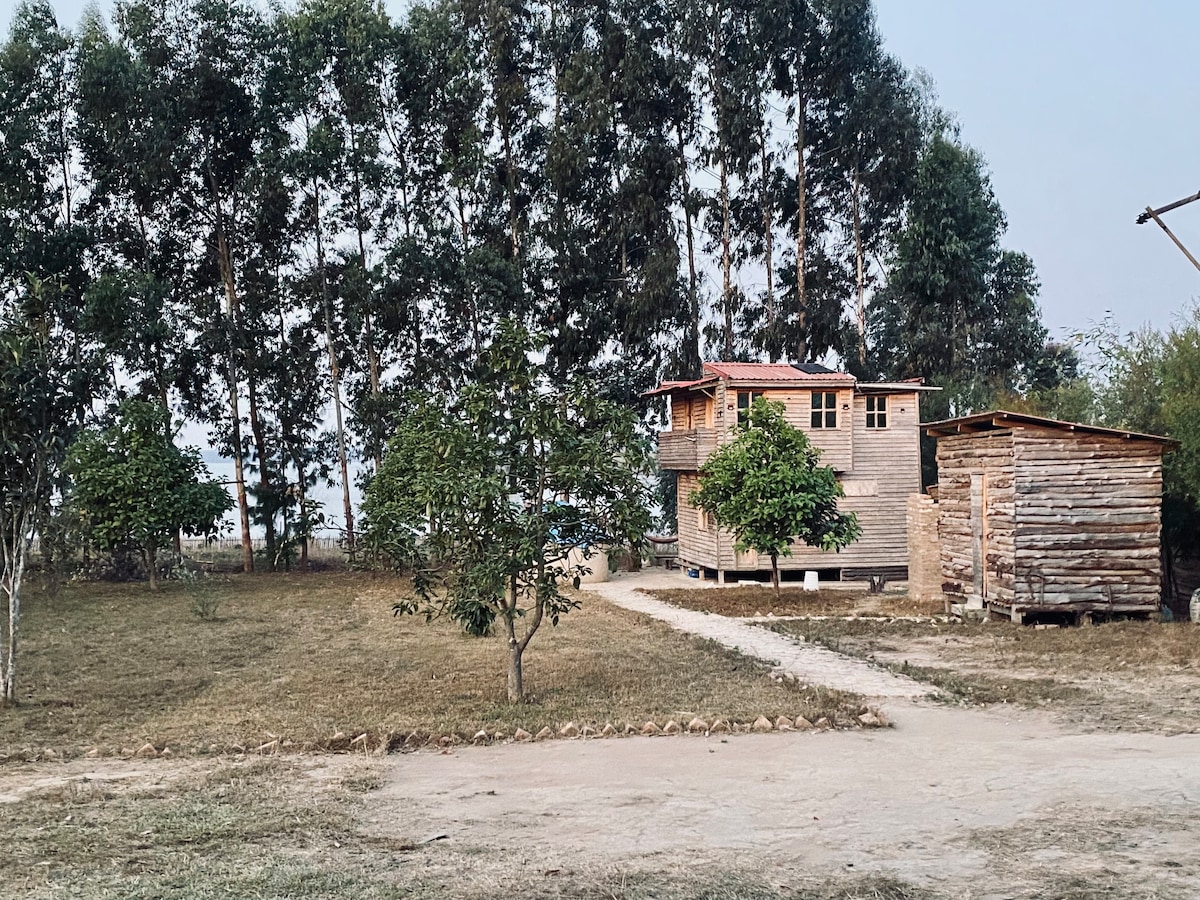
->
923;410;1178;447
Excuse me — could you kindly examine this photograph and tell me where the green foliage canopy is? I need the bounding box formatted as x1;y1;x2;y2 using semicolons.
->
66;400;232;588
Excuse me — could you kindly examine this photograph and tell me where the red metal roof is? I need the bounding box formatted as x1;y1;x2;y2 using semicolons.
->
641;361;958;399
702;362;853;382
641;376;717;397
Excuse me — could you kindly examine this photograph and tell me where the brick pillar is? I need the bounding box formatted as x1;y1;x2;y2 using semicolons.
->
906;493;943;604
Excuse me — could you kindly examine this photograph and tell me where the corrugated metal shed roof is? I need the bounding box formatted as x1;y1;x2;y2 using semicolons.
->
924;410;1177;446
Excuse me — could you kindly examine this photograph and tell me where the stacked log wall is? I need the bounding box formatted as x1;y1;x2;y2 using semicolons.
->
1011;430;1163;610
936;432;1016;603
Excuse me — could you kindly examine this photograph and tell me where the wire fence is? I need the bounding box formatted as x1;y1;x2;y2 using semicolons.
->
177;536;345;553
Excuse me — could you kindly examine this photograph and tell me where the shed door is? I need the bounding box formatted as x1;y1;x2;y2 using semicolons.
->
970;473;989;608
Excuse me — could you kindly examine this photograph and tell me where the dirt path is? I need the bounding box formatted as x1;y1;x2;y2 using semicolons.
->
584;571;928;699
372;703;1200;896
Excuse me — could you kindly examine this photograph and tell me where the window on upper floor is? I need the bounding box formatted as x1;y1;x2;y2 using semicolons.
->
811;391;837;429
737;391;765;426
866;396;887;429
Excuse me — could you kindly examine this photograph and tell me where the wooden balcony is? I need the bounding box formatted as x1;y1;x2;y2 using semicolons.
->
657;428;718;471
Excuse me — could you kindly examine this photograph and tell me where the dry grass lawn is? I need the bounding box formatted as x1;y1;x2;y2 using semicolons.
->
763;616;1200;732
0;573;870;761
649;584;944;618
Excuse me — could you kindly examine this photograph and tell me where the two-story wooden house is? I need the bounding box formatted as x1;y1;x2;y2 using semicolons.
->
647;362;936;582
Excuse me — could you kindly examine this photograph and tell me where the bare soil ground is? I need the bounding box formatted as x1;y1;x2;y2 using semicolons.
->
649;584;943;618
4;577;1199;898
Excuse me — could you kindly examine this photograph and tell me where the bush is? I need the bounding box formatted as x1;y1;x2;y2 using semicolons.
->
177;567;221;621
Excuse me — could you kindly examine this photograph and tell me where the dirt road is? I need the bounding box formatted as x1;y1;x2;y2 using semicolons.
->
373;701;1199;897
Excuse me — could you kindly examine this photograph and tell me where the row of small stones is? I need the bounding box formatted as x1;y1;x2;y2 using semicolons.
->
6;711;888;763
464;711;888;747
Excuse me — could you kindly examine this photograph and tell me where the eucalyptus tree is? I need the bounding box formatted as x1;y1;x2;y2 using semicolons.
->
535;0;687;397
818;0;921;366
602;0;689;396
761;0;829;363
0;0;91;380
663;0;704;379
276;1;365;554
95;0;276;573
868;133;1046;408
688;0;761;362
74;6;185;407
284;0;396;473
389;0;520;384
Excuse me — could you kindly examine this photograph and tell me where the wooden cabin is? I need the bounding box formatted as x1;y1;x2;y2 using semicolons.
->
647;362;937;582
925;411;1176;622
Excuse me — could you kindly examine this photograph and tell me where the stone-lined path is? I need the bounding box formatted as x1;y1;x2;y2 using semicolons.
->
584;570;929;699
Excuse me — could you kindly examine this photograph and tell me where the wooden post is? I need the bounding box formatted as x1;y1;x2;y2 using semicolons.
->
1143;206;1200;274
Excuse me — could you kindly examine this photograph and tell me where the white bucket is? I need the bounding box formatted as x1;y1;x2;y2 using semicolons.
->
1190;588;1200;624
802;571;819;592
566;546;609;584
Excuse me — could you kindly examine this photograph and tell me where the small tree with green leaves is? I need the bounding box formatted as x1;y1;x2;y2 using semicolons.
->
362;321;653;702
66;400;232;590
691;399;861;598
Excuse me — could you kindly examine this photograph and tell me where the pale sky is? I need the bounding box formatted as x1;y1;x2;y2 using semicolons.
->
7;0;1200;341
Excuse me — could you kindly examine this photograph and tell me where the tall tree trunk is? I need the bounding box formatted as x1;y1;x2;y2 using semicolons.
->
503;122;521;272
313;178;356;557
770;552;780;600
851;162;866;366
795;90;808;363
246;373;277;569
676;123;701;379
350;130;382;472
720;152;734;361
456;184;479;357
294;450;311;573
207;165;254;575
761;115;777;361
712;19;734;362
